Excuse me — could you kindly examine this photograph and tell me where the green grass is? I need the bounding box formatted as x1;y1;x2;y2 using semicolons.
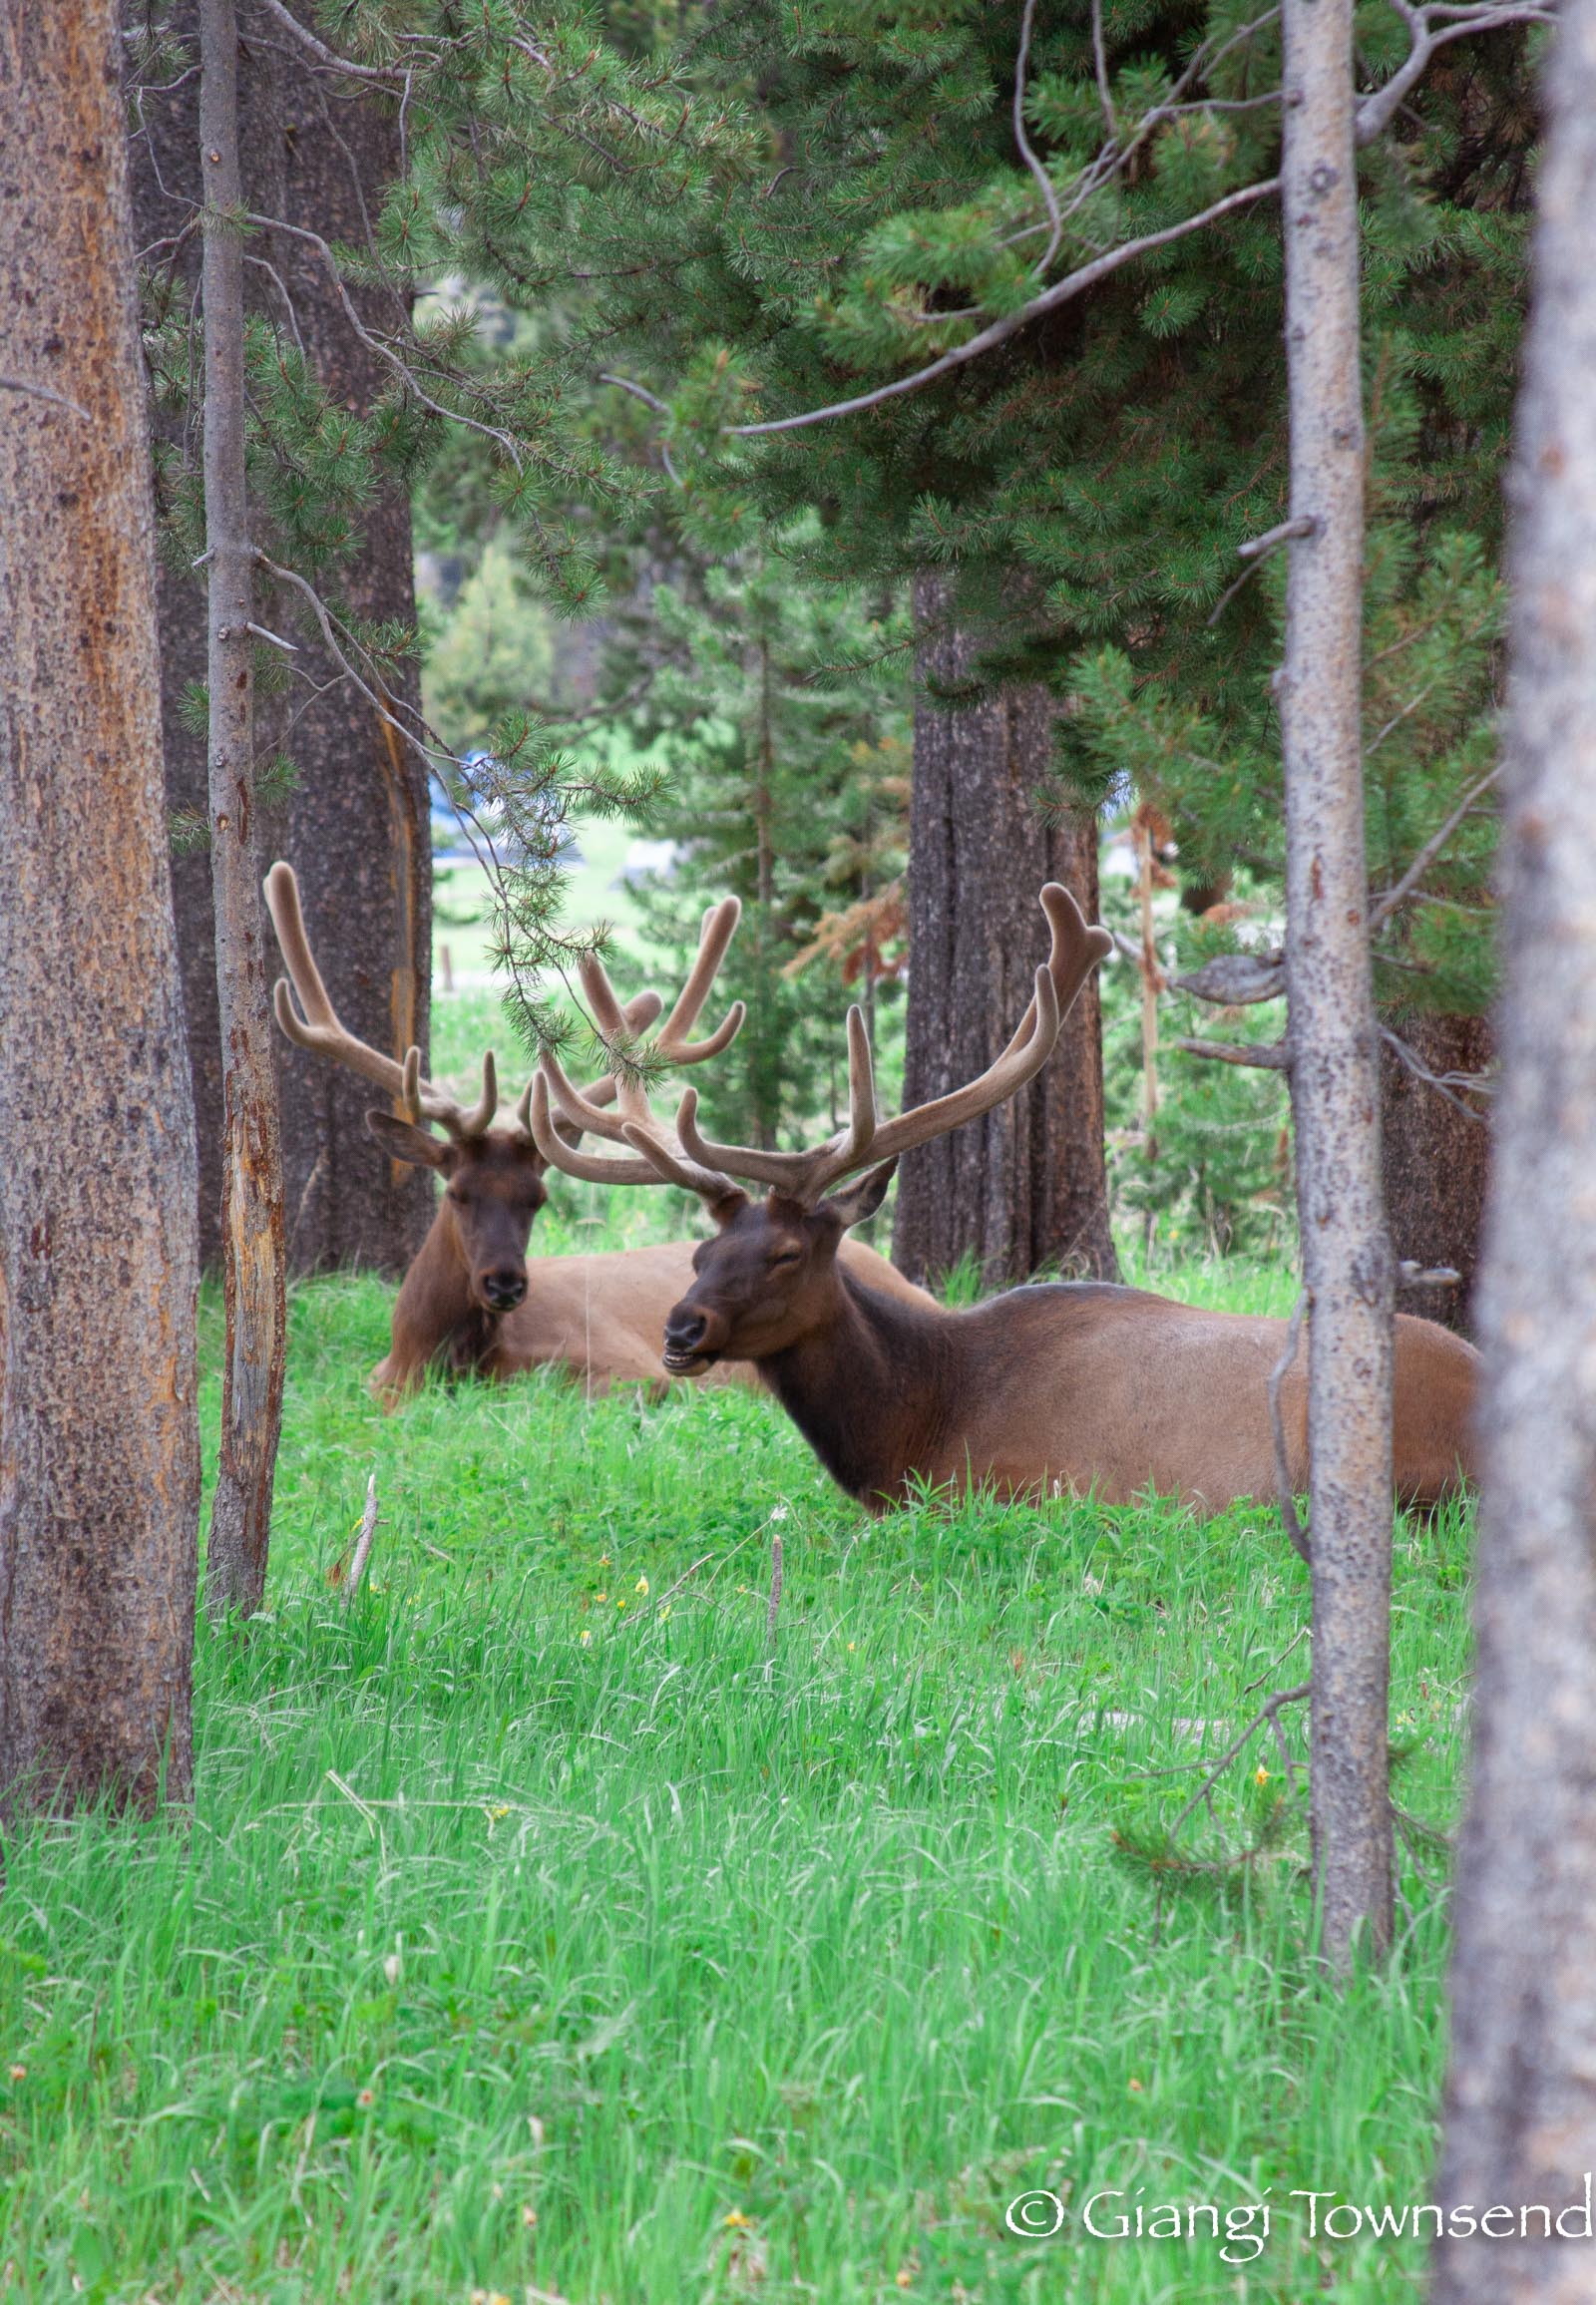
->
0;1250;1472;2303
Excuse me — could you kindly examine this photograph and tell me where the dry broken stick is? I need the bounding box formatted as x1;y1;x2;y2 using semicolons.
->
343;1473;379;1608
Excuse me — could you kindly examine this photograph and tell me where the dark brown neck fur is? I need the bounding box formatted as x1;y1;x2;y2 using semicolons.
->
389;1207;502;1379
759;1269;963;1506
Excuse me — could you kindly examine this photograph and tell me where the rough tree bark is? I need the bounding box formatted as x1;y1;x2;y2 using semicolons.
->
128;3;432;1276
1278;0;1395;1966
1379;1012;1492;1333
893;575;1117;1290
200;0;287;1620
273;60;433;1273
0;0;201;1812
1433;5;1596;2289
127;3;281;1271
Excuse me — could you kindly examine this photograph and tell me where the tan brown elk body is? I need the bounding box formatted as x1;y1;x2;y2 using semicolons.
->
532;884;1478;1515
263;865;927;1403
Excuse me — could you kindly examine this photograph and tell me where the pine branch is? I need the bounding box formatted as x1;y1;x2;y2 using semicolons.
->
728;176;1284;439
1367;762;1503;933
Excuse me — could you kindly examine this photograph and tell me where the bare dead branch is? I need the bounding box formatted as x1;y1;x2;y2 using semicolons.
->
1239;515;1316;561
1169;1681;1313;1837
343;1473;379;1607
243;213;524;467
0;375;90;418
1014;0;1066;274
727;176;1282;438
1379;1023;1492;1121
1354;0;1557;146
1172;951;1285;1005
250;0;409;85
1090;0;1119;140
1173;1034;1293;1068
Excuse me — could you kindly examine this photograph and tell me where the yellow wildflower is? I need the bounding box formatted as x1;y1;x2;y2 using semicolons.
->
723;2209;754;2230
635;1575;649;1595
580;1629;593;1648
1254;1764;1270;1786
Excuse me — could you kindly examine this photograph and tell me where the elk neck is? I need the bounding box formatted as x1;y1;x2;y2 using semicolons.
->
757;1265;965;1508
390;1197;503;1376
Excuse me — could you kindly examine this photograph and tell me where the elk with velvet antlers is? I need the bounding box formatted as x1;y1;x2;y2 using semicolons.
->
530;884;1478;1514
263;864;928;1401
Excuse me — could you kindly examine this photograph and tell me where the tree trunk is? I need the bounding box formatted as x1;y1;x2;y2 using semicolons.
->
1379;1010;1491;1333
1278;0;1395;1967
271;59;433;1273
128;4;432;1277
893;575;1117;1291
0;0;201;1813
200;0;287;1621
1433;6;1596;2289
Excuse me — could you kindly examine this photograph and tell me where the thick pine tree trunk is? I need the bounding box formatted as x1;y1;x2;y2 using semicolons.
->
1379;1011;1491;1333
1278;0;1395;1967
1433;7;1596;2289
0;0;201;1813
127;4;432;1276
200;0;287;1620
893;575;1117;1290
272;63;433;1273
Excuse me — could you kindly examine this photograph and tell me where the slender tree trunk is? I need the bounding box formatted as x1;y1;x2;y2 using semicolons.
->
128;5;432;1277
893;576;1116;1289
1278;0;1394;1967
0;0;200;1813
200;0;286;1620
1433;8;1596;2288
1380;1011;1492;1333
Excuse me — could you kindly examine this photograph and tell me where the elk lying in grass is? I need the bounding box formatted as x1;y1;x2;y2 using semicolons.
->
532;883;1478;1515
264;864;928;1402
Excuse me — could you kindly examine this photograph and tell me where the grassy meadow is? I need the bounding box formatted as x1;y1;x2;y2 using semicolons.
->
0;1221;1474;2304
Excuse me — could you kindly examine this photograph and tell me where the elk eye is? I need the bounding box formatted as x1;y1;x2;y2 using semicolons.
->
769;1247;802;1270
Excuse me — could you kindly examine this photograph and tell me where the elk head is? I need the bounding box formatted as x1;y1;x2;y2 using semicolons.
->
528;884;1113;1371
263;862;745;1318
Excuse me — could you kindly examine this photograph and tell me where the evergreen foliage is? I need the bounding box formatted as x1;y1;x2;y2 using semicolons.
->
131;1;751;1056
470;0;1530;1053
588;534;911;1144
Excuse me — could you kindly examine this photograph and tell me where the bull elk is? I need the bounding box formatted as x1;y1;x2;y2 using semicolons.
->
531;883;1478;1515
263;864;929;1402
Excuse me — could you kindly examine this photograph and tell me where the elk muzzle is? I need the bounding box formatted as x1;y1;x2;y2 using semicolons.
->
480;1265;529;1312
661;1299;729;1373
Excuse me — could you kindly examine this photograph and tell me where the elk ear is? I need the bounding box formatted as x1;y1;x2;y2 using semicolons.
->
824;1157;898;1232
705;1184;751;1229
365;1109;454;1171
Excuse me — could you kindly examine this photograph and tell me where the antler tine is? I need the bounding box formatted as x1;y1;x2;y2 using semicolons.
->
674;1084;815;1189
542;1040;638;1145
266;861;478;1134
617;1119;739;1202
676;883;1106;1206
577;946;636;1046
993;883;1115;1067
527;1070;676;1187
867;963;1061;1168
460;1050;499;1138
673;1005;881;1200
655;898;746;1062
511;988;661;1141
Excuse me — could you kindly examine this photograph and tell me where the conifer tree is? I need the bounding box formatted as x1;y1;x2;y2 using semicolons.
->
438;0;1537;1289
587;532;911;1149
